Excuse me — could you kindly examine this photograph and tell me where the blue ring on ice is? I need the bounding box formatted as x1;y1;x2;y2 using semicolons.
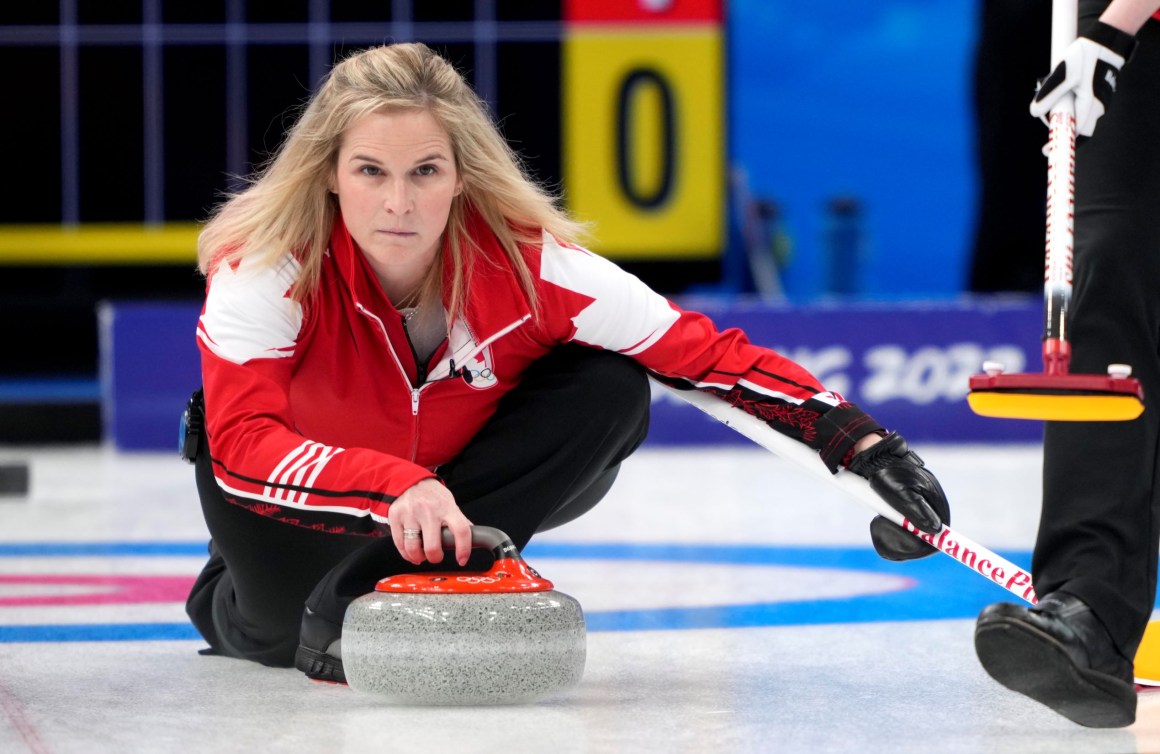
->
0;541;1031;642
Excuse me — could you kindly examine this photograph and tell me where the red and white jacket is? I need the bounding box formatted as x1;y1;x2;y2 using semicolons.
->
197;210;879;534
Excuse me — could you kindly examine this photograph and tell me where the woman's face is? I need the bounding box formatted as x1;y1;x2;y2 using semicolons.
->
331;108;462;302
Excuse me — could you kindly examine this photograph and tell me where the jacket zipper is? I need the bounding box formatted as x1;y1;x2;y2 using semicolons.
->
356;303;426;461
355;303;529;461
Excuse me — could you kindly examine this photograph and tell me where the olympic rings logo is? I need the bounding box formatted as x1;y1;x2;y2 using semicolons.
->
460;367;498;388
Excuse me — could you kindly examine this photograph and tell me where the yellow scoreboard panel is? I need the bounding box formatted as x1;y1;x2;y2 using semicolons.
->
564;3;724;260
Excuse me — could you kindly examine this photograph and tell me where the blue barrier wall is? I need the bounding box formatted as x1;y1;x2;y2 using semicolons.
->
650;295;1043;445
98;301;203;452
100;296;1044;452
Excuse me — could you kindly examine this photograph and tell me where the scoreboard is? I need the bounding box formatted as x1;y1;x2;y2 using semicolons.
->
563;0;724;259
0;0;725;264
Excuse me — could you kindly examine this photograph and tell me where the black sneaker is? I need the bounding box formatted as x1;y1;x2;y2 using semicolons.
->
974;591;1136;728
294;607;346;684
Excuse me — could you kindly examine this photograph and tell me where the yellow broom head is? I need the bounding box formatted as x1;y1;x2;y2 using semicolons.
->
967;371;1144;422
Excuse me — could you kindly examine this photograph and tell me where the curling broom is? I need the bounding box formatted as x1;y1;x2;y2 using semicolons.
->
966;0;1143;421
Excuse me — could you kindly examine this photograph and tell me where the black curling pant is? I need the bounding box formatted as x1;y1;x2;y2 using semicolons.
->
185;345;651;667
1033;4;1160;658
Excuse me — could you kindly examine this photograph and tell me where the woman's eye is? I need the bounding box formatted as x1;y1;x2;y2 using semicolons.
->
359;165;381;176
415;164;437;177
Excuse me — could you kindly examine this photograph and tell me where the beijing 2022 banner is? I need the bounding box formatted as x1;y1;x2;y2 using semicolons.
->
648;297;1045;445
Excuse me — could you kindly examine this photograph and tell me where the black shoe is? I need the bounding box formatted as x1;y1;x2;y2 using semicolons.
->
294;607;346;684
974;592;1136;728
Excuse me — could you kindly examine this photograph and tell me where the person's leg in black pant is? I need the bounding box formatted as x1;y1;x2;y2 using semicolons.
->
1031;11;1160;654
185;423;369;667
974;4;1160;728
296;346;651;678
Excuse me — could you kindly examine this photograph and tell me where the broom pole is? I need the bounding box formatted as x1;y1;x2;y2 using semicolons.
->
1043;0;1078;376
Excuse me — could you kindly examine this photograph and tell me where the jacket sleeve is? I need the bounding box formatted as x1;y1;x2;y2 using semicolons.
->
536;236;883;472
197;255;436;534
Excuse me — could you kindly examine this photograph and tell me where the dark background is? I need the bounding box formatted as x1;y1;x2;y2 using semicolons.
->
0;2;597;382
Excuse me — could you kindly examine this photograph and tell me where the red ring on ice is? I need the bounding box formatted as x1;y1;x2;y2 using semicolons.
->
0;575;194;606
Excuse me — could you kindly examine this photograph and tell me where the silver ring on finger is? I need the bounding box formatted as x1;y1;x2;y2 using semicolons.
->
402;528;422;541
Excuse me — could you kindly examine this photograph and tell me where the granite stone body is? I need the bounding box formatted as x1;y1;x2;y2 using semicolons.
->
343;590;586;704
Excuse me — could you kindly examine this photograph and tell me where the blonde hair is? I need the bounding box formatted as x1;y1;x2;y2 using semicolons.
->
197;42;586;317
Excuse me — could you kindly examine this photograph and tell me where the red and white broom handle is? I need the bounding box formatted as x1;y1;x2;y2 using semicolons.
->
1043;0;1078;376
666;385;1038;605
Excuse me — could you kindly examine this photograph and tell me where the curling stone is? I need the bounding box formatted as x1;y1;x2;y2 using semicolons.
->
342;525;586;705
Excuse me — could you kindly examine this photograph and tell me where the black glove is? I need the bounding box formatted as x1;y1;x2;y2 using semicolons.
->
1030;20;1137;139
847;432;950;562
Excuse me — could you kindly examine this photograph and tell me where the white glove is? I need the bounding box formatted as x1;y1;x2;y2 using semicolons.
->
1029;21;1137;138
